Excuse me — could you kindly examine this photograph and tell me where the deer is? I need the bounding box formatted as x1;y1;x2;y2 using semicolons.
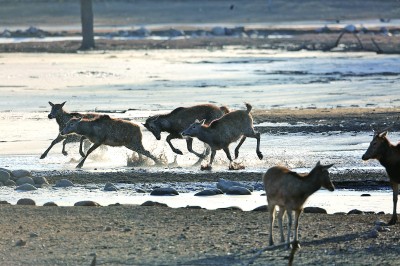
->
263;161;335;248
181;103;263;170
61;115;163;168
362;122;400;225
143;104;229;162
40;101;98;159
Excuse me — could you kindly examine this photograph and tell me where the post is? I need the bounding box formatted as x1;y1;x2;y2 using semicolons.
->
80;0;95;50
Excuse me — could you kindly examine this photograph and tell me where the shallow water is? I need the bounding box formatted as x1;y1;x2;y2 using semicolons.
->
0;184;392;214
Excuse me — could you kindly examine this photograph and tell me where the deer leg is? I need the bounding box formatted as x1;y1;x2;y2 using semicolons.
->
166;134;183;155
269;204;276;246
76;143;101;168
286;209;293;249
40;134;65;159
388;182;399;225
201;149;216;170
245;130;263;160
79;136;87;157
136;147;162;166
186;138;207;158
293;209;302;248
234;136;246;159
277;206;285;244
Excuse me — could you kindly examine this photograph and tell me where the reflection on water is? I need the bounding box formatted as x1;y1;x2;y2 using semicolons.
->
0;185;392;214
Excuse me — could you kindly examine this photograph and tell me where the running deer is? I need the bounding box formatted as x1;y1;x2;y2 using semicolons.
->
181;103;262;170
61;115;162;168
263;162;334;248
40;101;98;159
362;125;400;225
143;104;229;160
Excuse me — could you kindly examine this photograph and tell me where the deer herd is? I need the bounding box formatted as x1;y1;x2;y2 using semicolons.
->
40;101;400;248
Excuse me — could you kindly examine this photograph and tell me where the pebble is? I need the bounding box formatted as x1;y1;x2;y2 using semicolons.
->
15;239;27;247
16;198;36;205
43;202;58;207
29;232;39;238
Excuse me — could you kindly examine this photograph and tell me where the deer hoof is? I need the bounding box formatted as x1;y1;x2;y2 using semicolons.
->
40;154;46;159
200;165;212;171
174;149;183;155
62;151;68;156
257;152;263;160
388;217;397;225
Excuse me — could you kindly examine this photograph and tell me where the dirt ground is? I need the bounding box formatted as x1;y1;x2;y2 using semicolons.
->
2;1;400;265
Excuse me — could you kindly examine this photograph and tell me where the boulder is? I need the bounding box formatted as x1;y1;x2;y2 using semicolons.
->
33;176;49;185
225;186;252;195
5;179;16;187
43;202;58;207
15;183;37;191
16;176;35;186
141;201;168;207
0;170;10;183
74;201;101;207
150;187;179;196
194;189;223;196
16;198;36;205
55;179;74;188
217;179;253;193
104;183;118;191
11;169;31;179
303;207;327;214
348;209;364;215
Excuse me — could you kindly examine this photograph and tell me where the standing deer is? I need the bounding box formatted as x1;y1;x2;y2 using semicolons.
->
143;104;229;160
40;101;98;159
61;115;162;168
362;129;400;225
181;103;262;170
263;162;334;248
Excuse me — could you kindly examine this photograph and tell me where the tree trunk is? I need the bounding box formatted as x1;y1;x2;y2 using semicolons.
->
80;0;95;50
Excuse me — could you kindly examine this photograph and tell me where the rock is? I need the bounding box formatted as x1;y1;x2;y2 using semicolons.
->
15;239;26;247
185;205;203;209
374;220;387;226
211;26;226;36
168;28;185;37
1;30;11;37
11;169;31;179
194;189;223;196
104;226;112;231
136;188;146;193
43;202;58;207
252;205;268;212
150;187;179;196
15;184;37;191
217;206;243;211
16;176;35;186
136;26;151;37
315;25;330;33
29;232;39;238
348;209;364;215
32;176;49;185
344;24;357;33
304;207;327;214
74;201;100;207
0;201;11;205
217;179;253;193
361;194;371;197
16;198;36;205
141;201;168;207
55;179;74;187
0;170;10;183
367;229;379;238
104;183;118;191
5;179;16;187
225;186;252;195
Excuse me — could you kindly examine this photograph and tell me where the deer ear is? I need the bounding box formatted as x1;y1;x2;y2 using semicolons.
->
200;119;206;125
316;161;321;167
378;131;388;138
49;101;54;107
61;101;66;107
322;163;334;170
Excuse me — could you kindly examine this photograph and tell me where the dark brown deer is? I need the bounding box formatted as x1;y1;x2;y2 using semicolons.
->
143;104;229;159
61;115;162;168
181;103;262;170
362;128;400;225
40;101;98;159
263;162;334;248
